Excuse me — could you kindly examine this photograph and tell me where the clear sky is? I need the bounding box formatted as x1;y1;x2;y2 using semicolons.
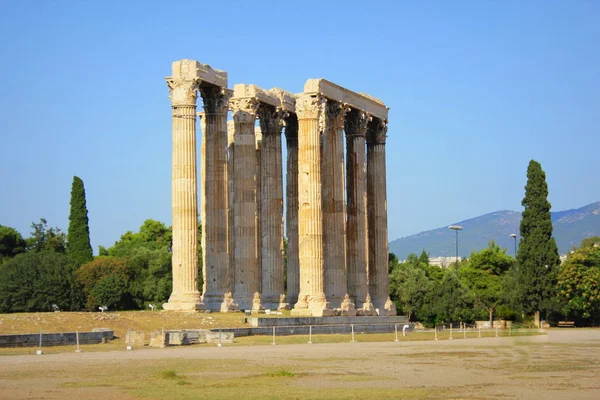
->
0;0;598;252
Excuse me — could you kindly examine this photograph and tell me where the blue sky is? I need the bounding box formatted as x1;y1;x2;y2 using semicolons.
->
0;0;598;252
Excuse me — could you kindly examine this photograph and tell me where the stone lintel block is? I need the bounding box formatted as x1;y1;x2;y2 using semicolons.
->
232;84;279;108
171;59;228;88
125;330;146;347
268;87;296;113
206;331;234;344
302;79;389;121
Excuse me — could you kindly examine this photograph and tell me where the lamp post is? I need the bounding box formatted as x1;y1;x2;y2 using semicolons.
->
509;234;517;258
448;225;463;265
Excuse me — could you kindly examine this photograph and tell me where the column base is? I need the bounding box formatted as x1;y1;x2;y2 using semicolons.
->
290;308;335;317
163;292;204;311
202;293;225;312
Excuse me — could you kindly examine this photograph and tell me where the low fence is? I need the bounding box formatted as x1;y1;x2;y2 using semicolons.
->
0;330;114;348
220;323;543;345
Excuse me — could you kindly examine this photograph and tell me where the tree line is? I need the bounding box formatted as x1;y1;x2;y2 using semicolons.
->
389;161;600;326
0;161;598;325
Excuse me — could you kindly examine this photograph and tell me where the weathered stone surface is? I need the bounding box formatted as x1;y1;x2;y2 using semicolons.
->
251;292;265;312
367;118;391;314
285;115;300;305
345;109;370;309
357;293;377;316
303;79;388;121
258;103;286;309
220;292;239;312
164;61;393;317
200;86;232;311
125;330;145;347
322;100;348;308
206;331;234;343
149;331;166;348
164;62;204;311
292;93;331;316
230;96;260;310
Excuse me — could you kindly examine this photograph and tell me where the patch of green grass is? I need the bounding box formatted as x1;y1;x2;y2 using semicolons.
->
267;369;296;377
158;369;179;379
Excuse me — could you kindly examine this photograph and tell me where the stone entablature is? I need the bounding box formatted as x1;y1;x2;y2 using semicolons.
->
303;78;388;121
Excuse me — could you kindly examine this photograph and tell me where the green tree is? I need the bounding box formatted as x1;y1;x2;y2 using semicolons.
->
0;225;26;263
90;274;129;310
27;218;66;253
516;160;560;323
418;249;429;265
579;236;600;249
433;270;475;324
0;251;73;312
389;262;430;321
460;241;513;325
67;176;93;266
76;256;132;310
556;245;600;323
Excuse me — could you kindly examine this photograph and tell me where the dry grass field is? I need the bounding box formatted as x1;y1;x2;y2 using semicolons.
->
1;313;599;400
0;310;249;339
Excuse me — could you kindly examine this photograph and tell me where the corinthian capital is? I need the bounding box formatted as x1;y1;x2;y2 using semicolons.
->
200;86;232;115
367;118;388;144
230;97;259;124
295;93;326;120
344;109;372;137
327;101;350;131
166;77;200;106
257;104;286;135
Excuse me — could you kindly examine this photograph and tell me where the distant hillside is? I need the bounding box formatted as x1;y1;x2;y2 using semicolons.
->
389;201;600;259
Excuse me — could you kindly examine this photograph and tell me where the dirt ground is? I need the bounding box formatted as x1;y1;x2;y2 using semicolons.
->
0;329;598;399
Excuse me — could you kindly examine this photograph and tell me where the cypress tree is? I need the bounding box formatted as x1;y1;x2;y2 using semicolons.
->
67;176;93;266
516;160;560;321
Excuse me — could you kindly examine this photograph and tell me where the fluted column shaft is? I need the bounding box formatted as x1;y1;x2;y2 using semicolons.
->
230;98;260;310
293;94;330;314
285;115;300;305
322;101;348;308
255;128;262;292
227;120;235;294
258;105;285;308
164;76;203;310
367;119;390;312
199;86;231;310
345;109;370;308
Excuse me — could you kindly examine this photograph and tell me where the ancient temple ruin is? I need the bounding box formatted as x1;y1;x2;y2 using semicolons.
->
163;59;395;317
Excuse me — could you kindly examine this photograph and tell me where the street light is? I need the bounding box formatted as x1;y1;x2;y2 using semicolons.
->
448;225;463;265
509;234;517;258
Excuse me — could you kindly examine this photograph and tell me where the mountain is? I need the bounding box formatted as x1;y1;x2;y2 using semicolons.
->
389;201;600;259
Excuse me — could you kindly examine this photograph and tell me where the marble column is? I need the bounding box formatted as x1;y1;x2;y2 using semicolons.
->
255;126;262;293
292;93;331;316
230;98;260;310
227;120;235;295
345;109;371;310
163;75;204;311
258;104;286;309
198;86;232;310
322;101;350;309
284;114;300;306
367;118;394;315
